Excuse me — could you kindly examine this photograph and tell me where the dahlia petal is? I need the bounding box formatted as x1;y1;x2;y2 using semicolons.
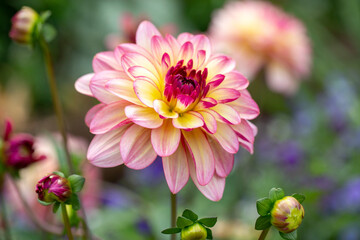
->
114;43;153;64
75;73;94;96
172;111;204;129
121;53;159;78
182;128;215;186
195;50;206;68
207;88;240;104
239;137;255;154
198;110;217;134
222;71;249;90
90;101;130;134
125;105;163;128
231;119;257;144
207;74;225;90
229;90;260;120
212;122;239;154
211;104;241;124
188;156;225;201
206;54;236;80
194;97;217;110
191;34;211;59
136;21;162;52
151;35;174;64
178;42;194;63
153;100;179;118
208;138;234;178
90;71;126;103
177;33;194;45
133;78;162;107
85;103;105;127
151;120;181;156
121;124;157;169
128;66;159;84
87;126;129;167
165;34;180;63
93;52;121;73
106;78;145;106
163;142;189;194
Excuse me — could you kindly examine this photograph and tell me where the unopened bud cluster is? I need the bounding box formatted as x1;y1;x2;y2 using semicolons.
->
36;173;72;203
9;7;39;45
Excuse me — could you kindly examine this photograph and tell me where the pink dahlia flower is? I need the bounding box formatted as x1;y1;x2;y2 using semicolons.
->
75;21;259;201
209;1;311;96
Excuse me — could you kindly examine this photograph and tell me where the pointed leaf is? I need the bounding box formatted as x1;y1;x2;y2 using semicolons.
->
70;194;81;211
206;228;213;239
177;216;193;228
52;202;60;213
52;171;65;178
182;209;198;221
161;228;182;234
255;216;271;230
198;217;217;227
269;188;285;202
256;197;273;216
280;230;297;240
292;193;305;204
37;199;53;206
68;174;85;193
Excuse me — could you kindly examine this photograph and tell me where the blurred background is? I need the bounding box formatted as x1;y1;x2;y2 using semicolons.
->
1;0;360;239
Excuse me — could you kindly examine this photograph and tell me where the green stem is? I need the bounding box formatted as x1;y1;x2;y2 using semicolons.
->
0;188;12;240
61;203;74;240
258;228;270;240
171;193;177;240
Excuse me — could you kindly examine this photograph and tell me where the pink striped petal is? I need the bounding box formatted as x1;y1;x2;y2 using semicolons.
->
207;74;225;90
212;122;239;154
222;71;249;90
90;71;125;103
210;104;241;124
195;50;206;68
172;111;204;130
114;43;153;63
182;128;215;186
178;42;194;63
133;78;162;107
90;101;130;134
208;138;234;178
136;21;162;52
239;138;254;154
229;90;260;120
162;142;189;194
92;52;121;73
128;66;159;84
87;126;129;167
188;157;225;201
151;119;181;157
194;97;217;110
125;105;163;128
121;53;159;78
177;33;194;45
151;35;174;64
153;100;179;118
231;119;257;144
75;73;94;96
191;35;211;59
85;103;105;127
121;124;157;169
198;110;217;134
206;54;236;80
207;88;240;104
165;34;180;63
106;78;145;106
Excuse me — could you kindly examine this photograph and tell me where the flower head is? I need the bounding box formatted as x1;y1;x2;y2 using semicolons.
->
75;21;259;201
270;196;304;233
181;223;207;240
209;1;311;95
9;6;39;45
35;173;72;203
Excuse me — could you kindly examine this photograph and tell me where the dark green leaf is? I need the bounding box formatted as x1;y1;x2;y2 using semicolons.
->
291;193;305;204
198;217;217;227
42;24;57;43
255;216;271;230
68;174;85;193
269;188;285;202
177;216;193;228
52;171;65;178
37;199;52;206
52;202;60;213
70;194;81;211
40;11;52;22
182;209;198;221
206;228;213;239
279;230;297;240
256;197;273;216
161;228;182;234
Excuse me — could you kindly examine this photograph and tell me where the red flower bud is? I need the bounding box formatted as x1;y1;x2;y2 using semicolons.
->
9;6;39;45
36;174;72;203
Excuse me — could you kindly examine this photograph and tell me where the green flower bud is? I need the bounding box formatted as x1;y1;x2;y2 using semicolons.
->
9;6;39;45
181;223;207;240
270;196;304;233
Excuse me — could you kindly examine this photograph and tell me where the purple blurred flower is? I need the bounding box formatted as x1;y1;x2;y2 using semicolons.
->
136;218;152;236
277;141;304;167
35;173;72;203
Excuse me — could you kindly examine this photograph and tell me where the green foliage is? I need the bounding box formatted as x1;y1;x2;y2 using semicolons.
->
68;174;85;193
292;194;306;204
198;217;217;228
280;230;298;240
256;197;273;216
176;216;193;228
255;216;272;230
182;209;198;222
269;188;285;202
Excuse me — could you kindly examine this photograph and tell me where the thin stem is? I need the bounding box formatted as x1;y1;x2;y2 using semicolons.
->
170;193;177;240
258;228;270;240
39;37;74;174
0;188;12;240
61;203;74;240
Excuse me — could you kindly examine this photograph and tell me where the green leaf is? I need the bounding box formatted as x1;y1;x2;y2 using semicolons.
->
52;171;65;178
42;24;57;43
68;174;85;193
161;228;182;234
37;199;53;206
291;193;305;204
256;197;273;216
206;228;213;239
279;230;297;240
198;217;217;228
70;194;81;211
255;216;271;230
269;188;285;202
182;209;198;221
176;216;193;228
52;202;60;213
40;11;52;22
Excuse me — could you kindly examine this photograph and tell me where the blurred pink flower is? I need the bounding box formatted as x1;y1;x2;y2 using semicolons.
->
209;1;311;95
76;21;259;201
105;13;177;50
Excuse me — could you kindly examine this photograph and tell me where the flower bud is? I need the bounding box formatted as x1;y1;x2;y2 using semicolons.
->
270;196;304;233
36;174;72;203
9;6;39;45
181;223;207;240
